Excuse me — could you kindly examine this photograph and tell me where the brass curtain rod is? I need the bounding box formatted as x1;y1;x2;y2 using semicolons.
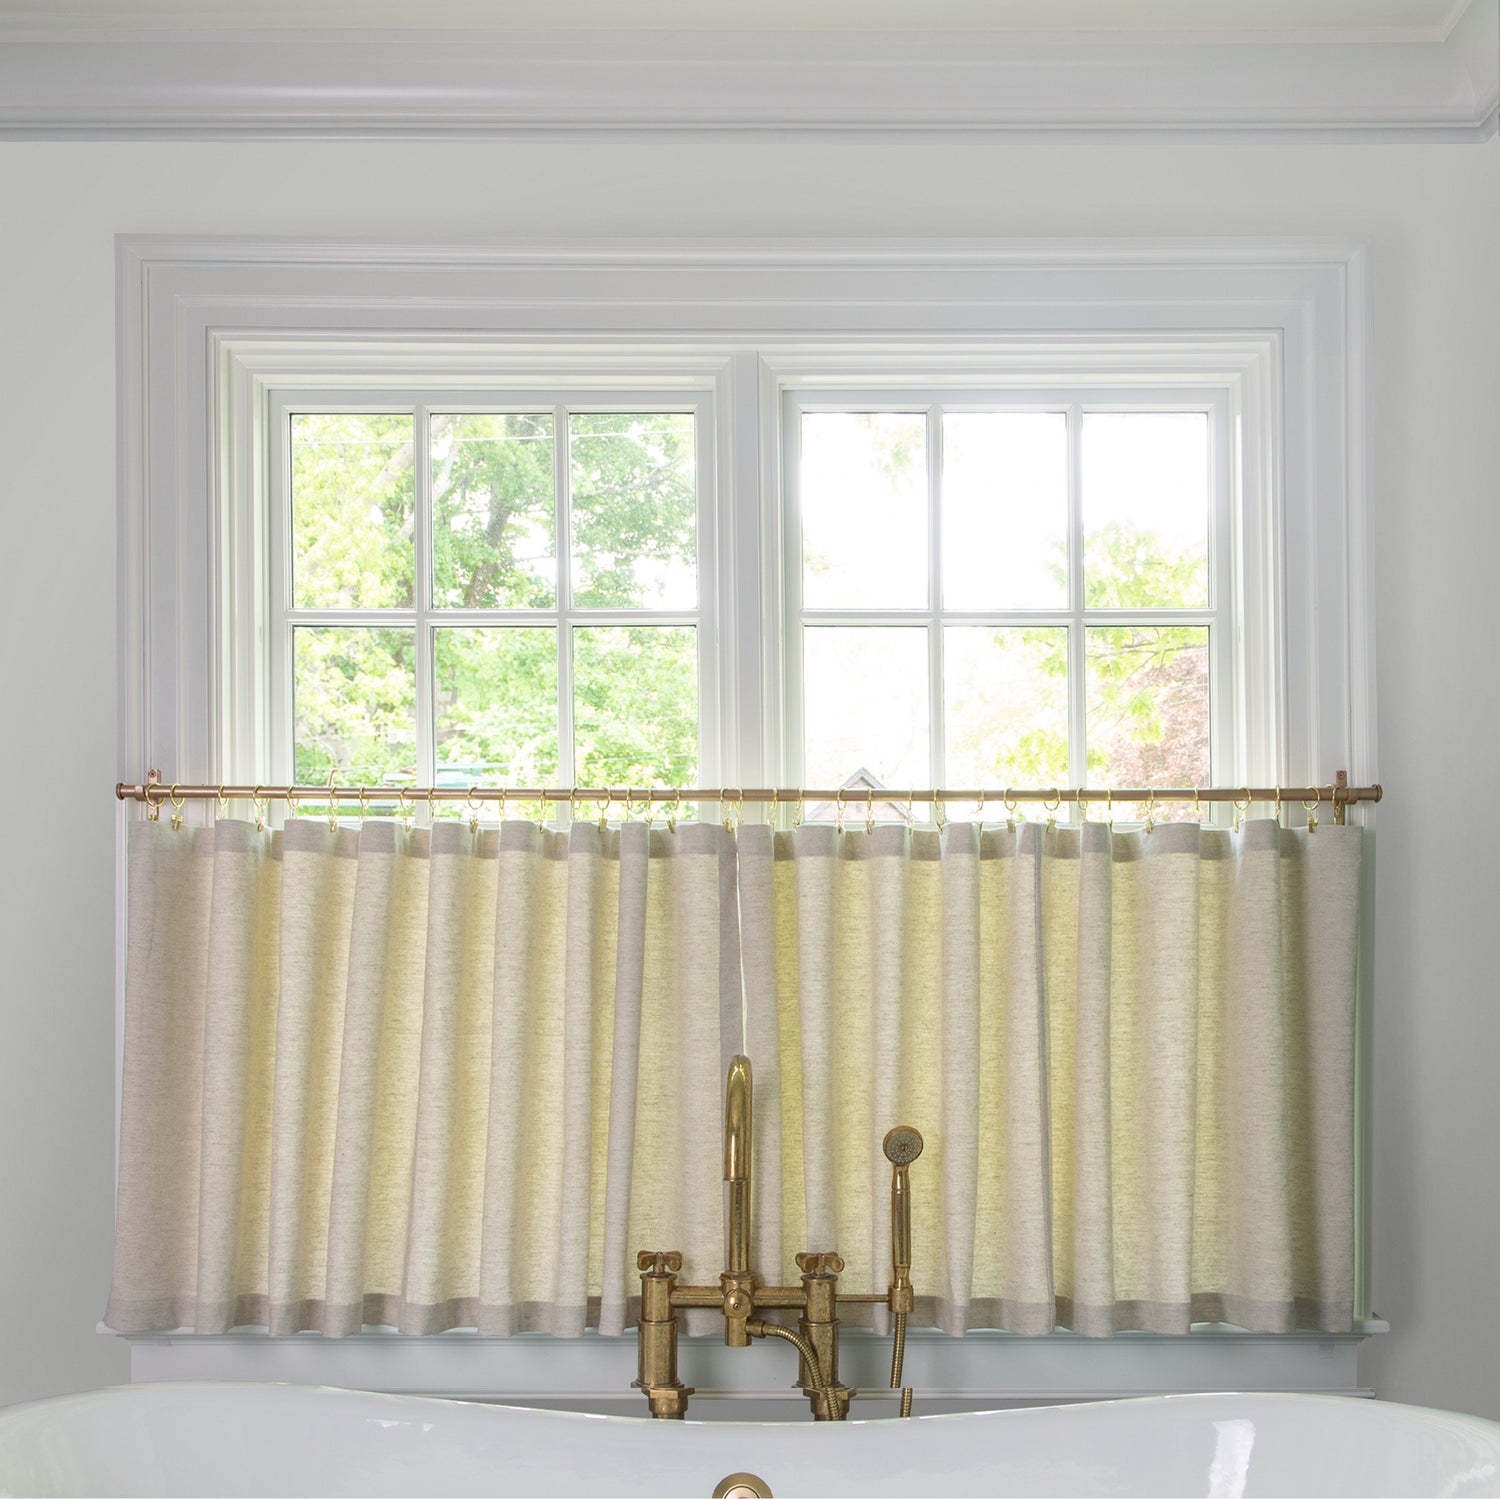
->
118;772;1381;819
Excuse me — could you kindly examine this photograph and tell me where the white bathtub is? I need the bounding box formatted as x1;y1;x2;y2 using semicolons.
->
2;1382;1498;1499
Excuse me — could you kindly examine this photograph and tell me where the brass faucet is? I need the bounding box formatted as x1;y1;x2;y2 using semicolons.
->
633;1054;923;1422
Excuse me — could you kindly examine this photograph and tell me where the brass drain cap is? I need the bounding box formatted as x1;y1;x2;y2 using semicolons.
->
712;1473;773;1499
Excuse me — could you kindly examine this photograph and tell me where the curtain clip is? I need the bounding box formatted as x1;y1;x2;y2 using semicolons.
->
1303;786;1322;833
1043;789;1061;831
1233;788;1251;834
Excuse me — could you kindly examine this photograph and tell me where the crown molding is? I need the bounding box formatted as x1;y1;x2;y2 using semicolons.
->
0;0;1472;40
3;7;1497;141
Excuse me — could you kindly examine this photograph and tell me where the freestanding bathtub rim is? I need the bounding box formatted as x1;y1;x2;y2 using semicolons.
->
3;1380;1499;1499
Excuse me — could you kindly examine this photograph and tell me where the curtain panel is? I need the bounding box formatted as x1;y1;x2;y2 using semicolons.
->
106;814;1362;1339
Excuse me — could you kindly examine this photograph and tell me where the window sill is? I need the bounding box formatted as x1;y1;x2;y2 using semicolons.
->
101;1320;1386;1411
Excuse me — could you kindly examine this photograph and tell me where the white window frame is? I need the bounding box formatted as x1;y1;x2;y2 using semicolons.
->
115;237;1379;1403
263;388;722;798
779;386;1238;802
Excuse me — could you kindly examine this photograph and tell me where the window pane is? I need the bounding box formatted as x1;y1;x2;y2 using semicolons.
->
574;626;697;785
1082;413;1209;609
1086;625;1209;800
801;413;927;610
432;414;555;609
944;627;1069;789
294;627;417;788
434;628;558;791
804;627;929;787
942;414;1067;610
569;413;696;609
291;414;415;609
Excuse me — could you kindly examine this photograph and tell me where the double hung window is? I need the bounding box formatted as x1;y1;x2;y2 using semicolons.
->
121;240;1375;1394
274;398;710;806
785;395;1226;808
270;381;1233;808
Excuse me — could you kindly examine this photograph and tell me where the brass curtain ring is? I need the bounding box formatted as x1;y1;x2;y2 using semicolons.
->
835;787;847;834
144;781;163;822
398;786;413;831
1004;788;1021;825
794;789;806;830
1274;786;1283;825
1233;787;1252;833
216;785;229;822
974;788;986;829
866;789;877;836
598;789;612;830
1104;788;1113;830
359;787;370;822
252;786;269;833
168;784;186;831
427;786;440;825
1144;788;1157;834
469;786;484;834
326;771;339;832
287;786;302;820
1193;787;1203;823
1304;785;1322;832
933;791;947;831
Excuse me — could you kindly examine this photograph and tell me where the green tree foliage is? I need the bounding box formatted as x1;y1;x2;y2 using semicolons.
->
291;411;699;796
992;524;1208;808
291;406;1206;812
833;412;1209;804
432;413;556;610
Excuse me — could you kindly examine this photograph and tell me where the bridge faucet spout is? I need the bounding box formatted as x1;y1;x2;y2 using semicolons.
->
724;1055;753;1275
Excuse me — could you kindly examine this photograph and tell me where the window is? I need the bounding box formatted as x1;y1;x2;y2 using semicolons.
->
271;397;712;809
122;239;1375;1393
785;396;1225;811
265;386;1232;813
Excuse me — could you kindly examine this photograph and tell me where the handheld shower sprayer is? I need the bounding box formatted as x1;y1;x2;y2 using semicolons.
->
882;1126;923;1417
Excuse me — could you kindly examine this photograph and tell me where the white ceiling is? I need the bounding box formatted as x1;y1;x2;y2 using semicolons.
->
0;0;1476;38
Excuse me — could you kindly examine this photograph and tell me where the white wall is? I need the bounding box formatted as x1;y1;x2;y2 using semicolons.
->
0;135;1495;1417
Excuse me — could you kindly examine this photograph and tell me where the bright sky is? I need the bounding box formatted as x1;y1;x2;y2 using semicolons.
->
801;408;1208;615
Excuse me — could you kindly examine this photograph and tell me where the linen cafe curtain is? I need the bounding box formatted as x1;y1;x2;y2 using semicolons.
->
106;812;1362;1338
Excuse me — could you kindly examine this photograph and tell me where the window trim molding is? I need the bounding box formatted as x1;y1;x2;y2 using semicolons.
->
115;234;1377;1391
121;238;1374;802
111;1322;1389;1408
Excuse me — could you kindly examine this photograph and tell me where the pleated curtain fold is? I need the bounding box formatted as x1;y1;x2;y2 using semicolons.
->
106;813;1362;1339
